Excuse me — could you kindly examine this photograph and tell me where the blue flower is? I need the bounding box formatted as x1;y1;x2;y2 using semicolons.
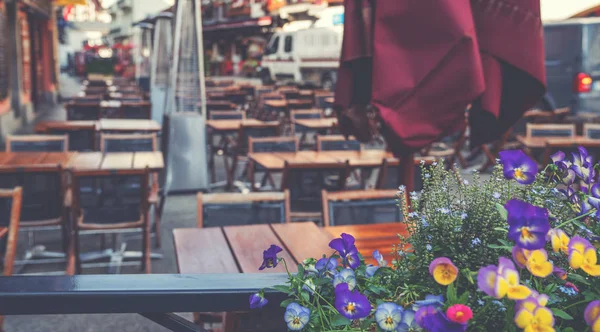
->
375;303;403;331
249;292;268;309
408;212;419;218
437;207;451;214
463;179;469;185
396;309;417;332
398;185;406;192
329;233;360;269
426;244;432;251
471;238;482;246
492;192;501;199
373;250;387;267
284;303;310;330
424;173;431;179
365;265;379;278
415;294;444;309
421;217;429;227
460;213;468;220
333;268;356;290
477;299;485;306
315;257;338;273
491;300;506;312
558;286;577;297
334;283;372;320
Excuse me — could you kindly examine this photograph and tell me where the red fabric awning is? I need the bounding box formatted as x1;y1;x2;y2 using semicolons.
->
335;0;546;152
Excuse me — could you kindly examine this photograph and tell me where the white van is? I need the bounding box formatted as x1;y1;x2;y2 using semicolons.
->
260;6;344;89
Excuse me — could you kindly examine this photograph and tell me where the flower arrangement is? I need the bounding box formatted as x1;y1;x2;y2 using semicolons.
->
250;147;600;332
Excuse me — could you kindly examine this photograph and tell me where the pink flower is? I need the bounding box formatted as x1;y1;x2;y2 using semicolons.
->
446;304;473;324
565;282;580;293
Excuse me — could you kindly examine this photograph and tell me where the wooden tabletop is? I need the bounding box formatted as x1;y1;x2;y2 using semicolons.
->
264;100;287;109
248;150;395;170
516;135;600;149
0;152;76;172
67;151;164;172
293;118;338;130
206;119;279;132
173;222;404;274
35;121;97;133
97;119;161;133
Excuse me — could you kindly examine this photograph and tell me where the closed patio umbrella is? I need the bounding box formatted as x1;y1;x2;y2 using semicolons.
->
334;0;546;159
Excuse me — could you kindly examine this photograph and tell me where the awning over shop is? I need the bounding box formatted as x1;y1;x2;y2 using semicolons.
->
203;16;272;32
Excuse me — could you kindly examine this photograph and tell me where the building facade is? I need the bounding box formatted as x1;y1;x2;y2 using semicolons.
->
0;0;59;137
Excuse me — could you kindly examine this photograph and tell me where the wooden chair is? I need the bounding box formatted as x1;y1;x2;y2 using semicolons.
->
37;123;96;152
292;109;325;147
121;101;152;119
321;189;405;226
209;111;246;120
526;123;576;138
197;191;291;228
6;135;68;152
0;187;22;329
66;101;101;120
317;135;361;151
69;168;152;274
247;137;298;190
584;123;600;139
281;160;349;221
100;133;162;248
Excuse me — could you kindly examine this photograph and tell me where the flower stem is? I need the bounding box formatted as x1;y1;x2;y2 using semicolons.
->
556;210;595;228
563;299;590;310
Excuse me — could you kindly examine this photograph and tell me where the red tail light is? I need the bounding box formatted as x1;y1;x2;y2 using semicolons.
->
574;72;593;93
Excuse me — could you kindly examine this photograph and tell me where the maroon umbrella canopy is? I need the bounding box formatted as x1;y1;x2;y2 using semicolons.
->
334;0;546;153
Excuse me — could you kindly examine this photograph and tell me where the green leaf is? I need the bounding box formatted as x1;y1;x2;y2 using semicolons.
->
367;285;388;296
551;308;574;320
330;314;351;327
583;290;598;301
568;273;591;286
487;244;512;250
271;285;291;293
447;283;457;304
496;203;508;221
300;291;310;303
457;292;470;304
280;299;294;308
297;264;305;276
562;328;575;332
494;227;509;233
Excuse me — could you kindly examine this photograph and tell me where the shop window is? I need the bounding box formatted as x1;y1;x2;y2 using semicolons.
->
284;36;293;53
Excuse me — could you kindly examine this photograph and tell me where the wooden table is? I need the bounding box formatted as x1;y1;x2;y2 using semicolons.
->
293;118;338;131
97;119;161;133
517;135;600;164
67;152;164;172
249;150;395;170
206;119;279;132
35;121;97;133
0;152;76;171
173;222;406;274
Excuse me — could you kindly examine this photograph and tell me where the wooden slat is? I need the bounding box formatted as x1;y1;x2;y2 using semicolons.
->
224;225;298;273
270;222;334;263
203;192;285;204
133;152;164;171
39;152;76;167
173;228;240;274
2;153;47;166
98;119;161;132
326;189;399;201
67;152;104;171
101;153;134;170
207;120;241;131
293;118;337;130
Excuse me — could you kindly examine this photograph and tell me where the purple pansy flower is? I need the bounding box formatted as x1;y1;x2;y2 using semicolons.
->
571;147;594;183
259;245;282;270
505;199;550;250
587;184;600;218
415;294;444;309
499;150;538;185
333;268;356;290
365;264;379;278
416;305;467;332
396;309;417;332
329;233;360;269
249;293;268;309
375;303;403;331
334;283;372;320
585;300;600;328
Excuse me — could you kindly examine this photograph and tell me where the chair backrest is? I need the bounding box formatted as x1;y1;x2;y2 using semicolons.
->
287;99;314;110
314;91;334;109
291;109;324;120
6;135;68;152
526;124;575;138
317;135;361;151
100;133;157;152
0;167;64;223
209;111;246;120
71;169;149;228
66;101;101;120
0;187;22;276
321;189;404;226
237;124;279;153
584;124;600;139
248;137;298;153
121;102;152;119
197;191;290;228
281;161;349;213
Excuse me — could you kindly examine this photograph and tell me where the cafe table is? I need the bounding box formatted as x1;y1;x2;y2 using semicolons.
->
293;118;338;131
173;221;406;274
96;119;161;134
67;151;164;172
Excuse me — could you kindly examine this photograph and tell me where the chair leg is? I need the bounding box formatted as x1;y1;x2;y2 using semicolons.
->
74;231;82;275
141;224;151;273
153;203;162;249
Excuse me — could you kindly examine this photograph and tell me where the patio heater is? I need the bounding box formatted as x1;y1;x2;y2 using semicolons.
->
149;12;173;125
162;0;209;193
135;23;154;93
